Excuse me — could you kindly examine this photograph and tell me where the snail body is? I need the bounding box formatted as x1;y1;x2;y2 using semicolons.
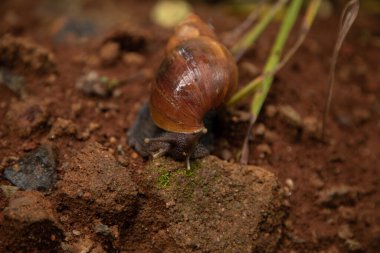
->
128;14;238;168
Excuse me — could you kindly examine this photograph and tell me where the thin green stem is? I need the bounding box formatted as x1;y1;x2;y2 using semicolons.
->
231;0;288;60
250;0;303;117
227;0;321;108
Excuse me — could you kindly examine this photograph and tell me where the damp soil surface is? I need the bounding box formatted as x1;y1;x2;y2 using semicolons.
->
0;0;379;252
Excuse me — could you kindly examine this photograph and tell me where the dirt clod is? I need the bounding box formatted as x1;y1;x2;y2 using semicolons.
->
57;142;138;224
142;156;286;252
0;34;56;73
5;97;50;138
0;191;63;252
48;118;77;140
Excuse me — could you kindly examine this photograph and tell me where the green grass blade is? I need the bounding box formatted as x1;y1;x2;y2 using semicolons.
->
250;0;303;118
231;0;288;60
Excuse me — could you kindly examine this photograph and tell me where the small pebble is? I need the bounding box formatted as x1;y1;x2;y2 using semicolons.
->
94;223;110;236
99;41;120;66
278;104;303;128
72;230;81;236
109;136;117;144
253;123;266;137
256;143;272;158
303;116;322;138
131;152;139;159
88;122;100;132
122;52;145;66
265;105;277;118
285;178;294;191
345;239;363;252
166;200;176;208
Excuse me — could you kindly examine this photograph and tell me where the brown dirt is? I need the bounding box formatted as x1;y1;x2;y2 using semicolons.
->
0;0;379;252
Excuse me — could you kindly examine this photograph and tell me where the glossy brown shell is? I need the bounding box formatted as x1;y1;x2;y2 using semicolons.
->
149;20;238;133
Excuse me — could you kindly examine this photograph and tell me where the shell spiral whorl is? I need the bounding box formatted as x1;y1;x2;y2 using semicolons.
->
149;14;238;134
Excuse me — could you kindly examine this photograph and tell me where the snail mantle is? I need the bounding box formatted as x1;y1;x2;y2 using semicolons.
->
140;156;287;252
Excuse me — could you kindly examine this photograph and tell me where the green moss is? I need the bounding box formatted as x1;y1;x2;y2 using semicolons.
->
156;160;201;188
158;171;171;187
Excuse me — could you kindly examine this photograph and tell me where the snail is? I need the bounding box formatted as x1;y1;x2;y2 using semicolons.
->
128;14;238;169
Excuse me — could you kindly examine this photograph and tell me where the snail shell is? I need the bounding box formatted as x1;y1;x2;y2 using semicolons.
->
150;14;238;134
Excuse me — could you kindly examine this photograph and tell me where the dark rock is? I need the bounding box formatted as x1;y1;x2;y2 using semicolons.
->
0;191;63;252
142;156;286;252
3;144;57;191
56;142;138;225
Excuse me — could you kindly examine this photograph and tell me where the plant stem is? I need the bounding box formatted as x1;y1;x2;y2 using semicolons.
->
250;0;303;118
227;0;321;108
231;0;288;61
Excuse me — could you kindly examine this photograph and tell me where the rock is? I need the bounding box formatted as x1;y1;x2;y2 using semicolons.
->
5;97;50;138
94;222;111;236
3;144;57;191
0;191;63;252
265;105;277;118
57;142;138;225
338;224;354;240
76;71;119;97
99;42;120;66
0;185;19;197
303;116;322;138
76;71;108;97
256;143;272;157
0;34;56;73
122;52;145;66
48;118;77;139
253;123;266;137
142;156;286;252
317;185;359;208
345;239;363;252
278;104;303;128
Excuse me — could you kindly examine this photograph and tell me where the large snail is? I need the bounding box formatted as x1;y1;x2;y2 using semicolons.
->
128;14;238;168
